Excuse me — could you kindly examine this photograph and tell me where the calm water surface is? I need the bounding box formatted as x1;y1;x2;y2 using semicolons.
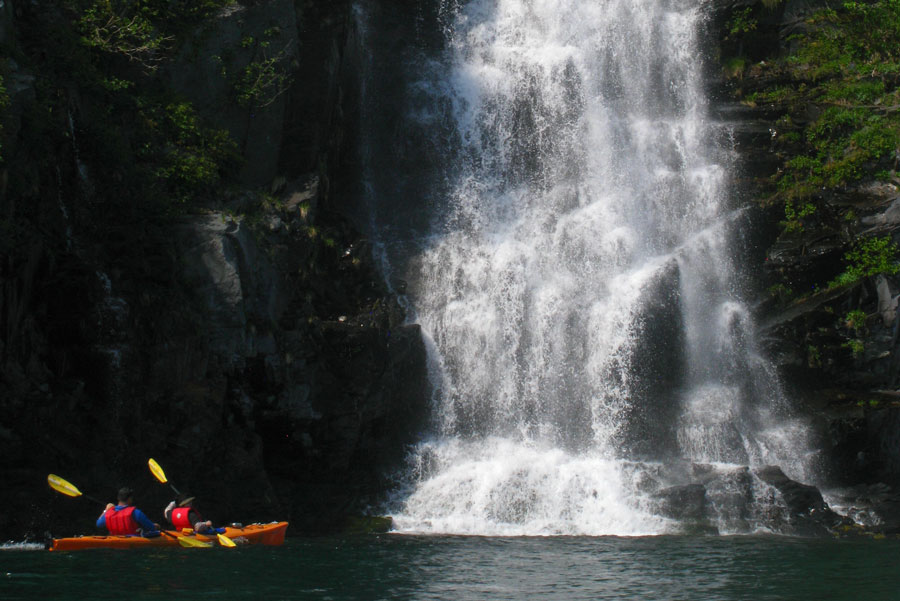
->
2;535;899;600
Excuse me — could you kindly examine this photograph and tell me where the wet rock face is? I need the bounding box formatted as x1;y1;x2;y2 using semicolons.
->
0;0;429;540
95;196;429;534
653;484;708;522
754;465;847;536
828;482;900;534
173;214;285;360
706;0;900;517
647;462;848;536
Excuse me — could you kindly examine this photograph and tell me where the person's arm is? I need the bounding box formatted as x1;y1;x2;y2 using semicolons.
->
131;508;160;533
189;510;212;533
163;501;176;524
96;503;114;528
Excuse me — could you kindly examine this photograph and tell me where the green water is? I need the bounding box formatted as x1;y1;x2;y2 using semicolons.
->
2;535;899;600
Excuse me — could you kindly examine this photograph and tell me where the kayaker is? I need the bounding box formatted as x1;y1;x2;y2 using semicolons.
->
97;487;161;537
163;493;224;534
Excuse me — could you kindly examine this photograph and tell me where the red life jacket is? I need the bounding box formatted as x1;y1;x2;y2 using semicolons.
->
104;505;139;535
171;506;199;530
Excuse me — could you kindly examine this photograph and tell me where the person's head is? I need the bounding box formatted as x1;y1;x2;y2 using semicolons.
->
117;487;134;505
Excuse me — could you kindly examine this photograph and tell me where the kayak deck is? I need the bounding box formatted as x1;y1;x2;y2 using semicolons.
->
48;521;288;551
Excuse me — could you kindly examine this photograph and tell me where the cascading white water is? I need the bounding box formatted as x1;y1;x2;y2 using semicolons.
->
374;0;814;535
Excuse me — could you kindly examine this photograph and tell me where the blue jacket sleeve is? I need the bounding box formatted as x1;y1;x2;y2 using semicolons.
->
132;508;158;533
96;514;106;529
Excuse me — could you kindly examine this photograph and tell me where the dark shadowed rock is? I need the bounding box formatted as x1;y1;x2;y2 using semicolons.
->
826;482;900;535
162;0;300;186
754;465;847;536
755;465;826;513
652;483;707;521
0;0;13;46
342;515;393;534
0;0;430;541
174;214;285;361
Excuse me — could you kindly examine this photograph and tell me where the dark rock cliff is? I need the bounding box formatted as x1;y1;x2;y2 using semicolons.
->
708;0;900;526
0;0;428;540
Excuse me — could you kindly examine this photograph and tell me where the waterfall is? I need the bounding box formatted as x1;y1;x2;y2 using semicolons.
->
356;0;815;535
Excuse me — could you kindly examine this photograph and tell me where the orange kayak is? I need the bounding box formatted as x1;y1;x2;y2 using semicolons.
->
48;521;288;551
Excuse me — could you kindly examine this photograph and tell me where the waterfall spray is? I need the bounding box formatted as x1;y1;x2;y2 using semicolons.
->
360;0;815;535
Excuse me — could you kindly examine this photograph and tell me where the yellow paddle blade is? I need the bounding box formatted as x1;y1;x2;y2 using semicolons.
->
177;536;213;548
148;458;167;484
217;533;237;548
47;474;82;498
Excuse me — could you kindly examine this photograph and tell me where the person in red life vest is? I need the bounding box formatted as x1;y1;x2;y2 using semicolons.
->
96;487;161;537
164;493;225;534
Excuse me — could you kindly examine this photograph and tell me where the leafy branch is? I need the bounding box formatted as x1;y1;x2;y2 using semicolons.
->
234;43;294;109
78;3;173;72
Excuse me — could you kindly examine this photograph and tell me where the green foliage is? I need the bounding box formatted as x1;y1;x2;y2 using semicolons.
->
67;87;239;209
787;1;900;80
807;344;822;368
844;309;867;331
746;86;797;105
29;0;244;212
767;283;794;303
142;101;239;203
829;236;900;288
807;107;867;143
755;0;900;202
856;398;882;407
260;192;283;211
723;56;746;79
727;7;758;37
99;76;134;91
234;55;290;108
775;103;900;199
822;79;885;103
782;195;818;231
76;1;171;71
228;27;292;109
777;155;822;209
68;0;238;67
842;338;865;357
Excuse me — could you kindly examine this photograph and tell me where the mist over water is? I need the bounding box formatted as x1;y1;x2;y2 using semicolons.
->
355;0;816;535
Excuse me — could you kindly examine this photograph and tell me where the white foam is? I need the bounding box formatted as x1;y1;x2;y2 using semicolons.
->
387;0;814;535
1;542;45;552
392;438;668;536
